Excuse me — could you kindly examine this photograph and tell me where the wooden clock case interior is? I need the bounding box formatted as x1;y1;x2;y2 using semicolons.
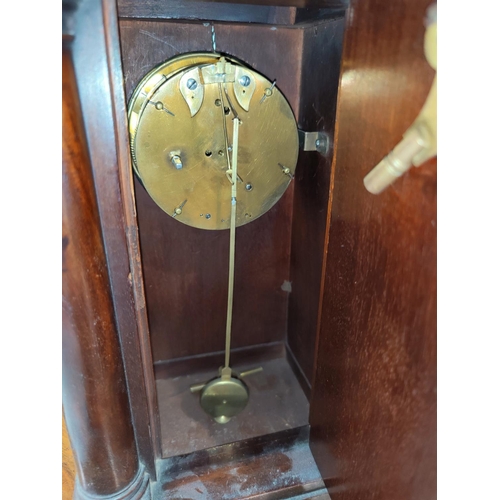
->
119;3;344;459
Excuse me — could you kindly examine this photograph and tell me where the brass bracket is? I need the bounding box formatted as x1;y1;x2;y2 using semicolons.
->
298;130;329;155
179;67;204;117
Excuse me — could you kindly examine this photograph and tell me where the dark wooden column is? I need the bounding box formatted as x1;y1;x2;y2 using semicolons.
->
62;42;150;499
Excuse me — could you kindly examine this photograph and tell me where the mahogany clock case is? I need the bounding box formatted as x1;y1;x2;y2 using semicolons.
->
63;0;437;496
117;7;345;458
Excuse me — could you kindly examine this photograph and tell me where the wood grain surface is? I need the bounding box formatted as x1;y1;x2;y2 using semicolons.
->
62;416;75;500
152;427;326;499
118;0;348;15
287;18;344;389
117;0;345;26
70;0;161;472
118;0;298;25
309;0;437;498
62;43;140;496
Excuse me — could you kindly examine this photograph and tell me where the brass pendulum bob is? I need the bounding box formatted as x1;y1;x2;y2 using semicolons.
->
190;367;263;424
197;367;249;424
190;99;261;423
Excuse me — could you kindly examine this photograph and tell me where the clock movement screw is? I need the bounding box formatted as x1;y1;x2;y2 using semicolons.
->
239;75;251;87
315;137;327;152
245;183;253;191
170;153;183;170
173;199;187;218
186;78;198;90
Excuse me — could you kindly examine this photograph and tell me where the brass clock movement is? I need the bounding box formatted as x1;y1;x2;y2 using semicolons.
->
128;51;299;423
129;52;298;229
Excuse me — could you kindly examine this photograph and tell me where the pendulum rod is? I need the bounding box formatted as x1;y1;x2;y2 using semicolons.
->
217;80;241;371
225;116;240;369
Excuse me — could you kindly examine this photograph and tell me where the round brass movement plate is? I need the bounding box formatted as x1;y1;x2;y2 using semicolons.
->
128;53;299;230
